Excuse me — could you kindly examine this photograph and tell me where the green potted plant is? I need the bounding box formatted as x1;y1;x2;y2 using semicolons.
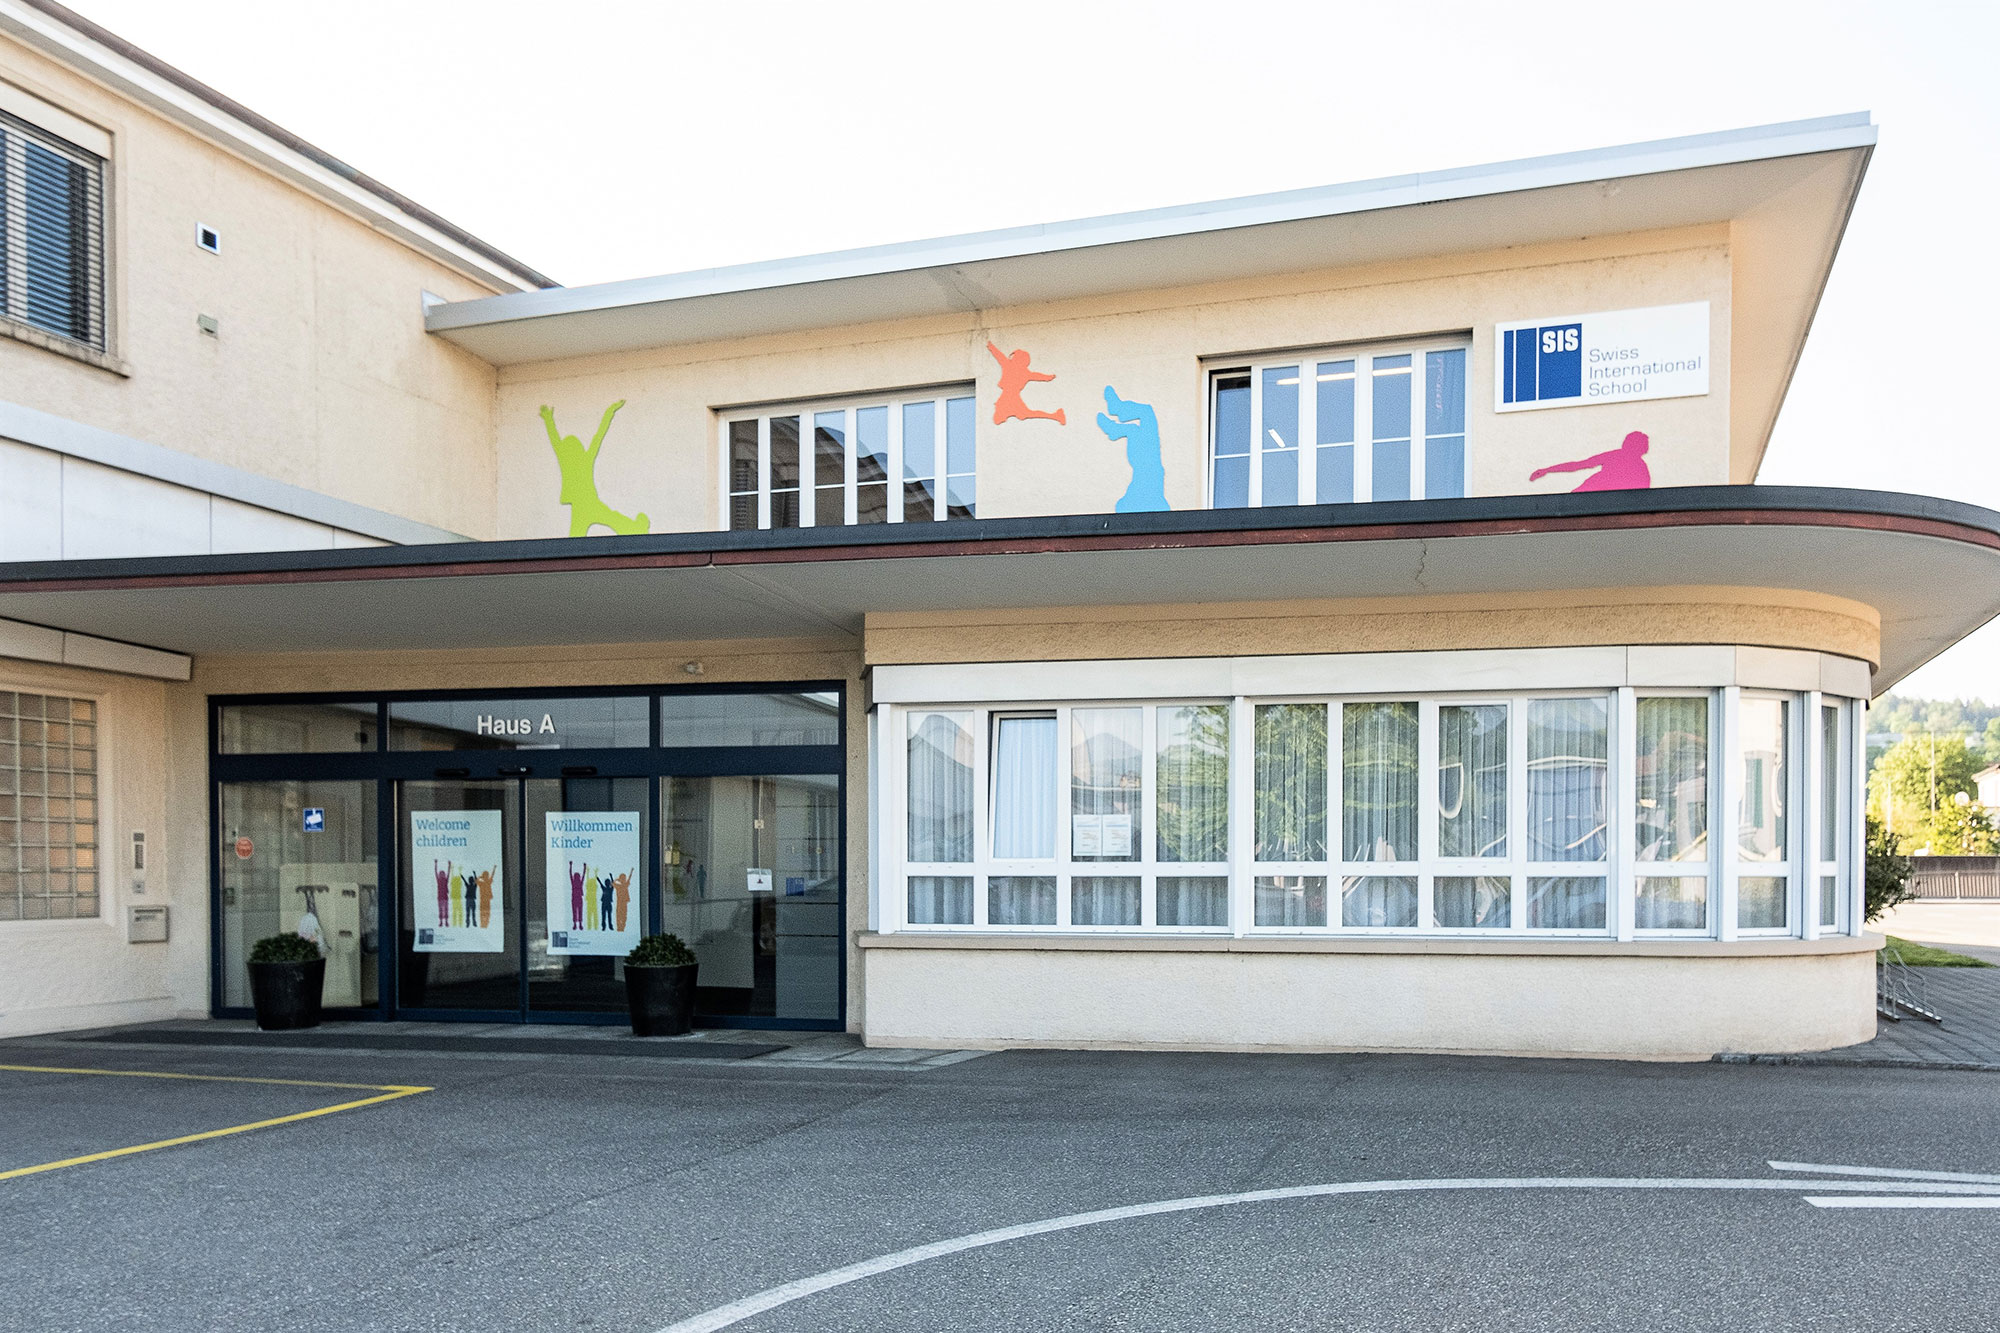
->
624;933;698;1036
246;933;326;1031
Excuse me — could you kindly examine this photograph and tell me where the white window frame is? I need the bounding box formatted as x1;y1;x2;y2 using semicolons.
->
718;385;976;532
1630;690;1718;939
1205;335;1471;510
881;686;1866;943
1733;689;1797;938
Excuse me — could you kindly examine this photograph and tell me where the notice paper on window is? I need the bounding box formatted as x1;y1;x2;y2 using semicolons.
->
1101;814;1133;858
1072;816;1102;858
746;868;773;894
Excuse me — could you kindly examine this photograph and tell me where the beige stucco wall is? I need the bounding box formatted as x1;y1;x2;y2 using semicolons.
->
0;657;186;1038
0;36;507;537
858;935;1879;1058
864;586;1882;669
493;227;1733;539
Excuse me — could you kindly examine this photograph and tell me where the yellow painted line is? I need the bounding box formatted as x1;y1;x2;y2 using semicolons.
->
0;1063;432;1182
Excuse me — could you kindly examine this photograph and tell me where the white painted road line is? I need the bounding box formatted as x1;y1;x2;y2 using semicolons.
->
1769;1159;2000;1185
653;1172;2000;1333
1808;1195;2000;1209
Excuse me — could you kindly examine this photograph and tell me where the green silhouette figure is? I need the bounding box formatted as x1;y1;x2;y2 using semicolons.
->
541;400;651;537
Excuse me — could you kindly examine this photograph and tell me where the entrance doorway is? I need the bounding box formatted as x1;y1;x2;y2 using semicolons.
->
212;686;845;1029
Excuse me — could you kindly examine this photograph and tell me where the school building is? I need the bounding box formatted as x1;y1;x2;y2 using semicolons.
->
3;1;1996;1056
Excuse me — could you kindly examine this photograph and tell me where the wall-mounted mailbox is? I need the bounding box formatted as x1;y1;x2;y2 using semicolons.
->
128;905;169;943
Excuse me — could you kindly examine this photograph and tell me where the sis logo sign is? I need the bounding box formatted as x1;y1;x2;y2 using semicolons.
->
1496;302;1709;412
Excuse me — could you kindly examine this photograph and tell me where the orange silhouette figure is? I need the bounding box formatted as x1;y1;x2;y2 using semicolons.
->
986;341;1066;426
613;871;632;932
476;868;494;929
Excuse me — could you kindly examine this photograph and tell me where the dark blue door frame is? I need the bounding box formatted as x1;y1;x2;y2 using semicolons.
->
208;683;846;1032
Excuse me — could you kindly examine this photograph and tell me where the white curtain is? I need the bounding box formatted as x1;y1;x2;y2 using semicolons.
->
1254;704;1327;862
1438;704;1506;859
1528;875;1606;930
1157;705;1229;863
993;715;1057;859
906;713;973;863
1344;702;1418;861
1071;708;1141;863
989;876;1056;925
1253;874;1326;926
1071;876;1141;926
1635;697;1707;863
1340;875;1417;927
1157;876;1228;927
1527;699;1608;862
907;876;972;925
1434;875;1509;929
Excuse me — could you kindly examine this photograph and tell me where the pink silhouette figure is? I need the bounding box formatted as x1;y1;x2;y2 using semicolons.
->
434;860;450;928
1529;430;1652;492
986;342;1066;426
569;861;586;931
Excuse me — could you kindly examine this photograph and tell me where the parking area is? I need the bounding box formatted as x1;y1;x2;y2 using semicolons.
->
1;1037;1998;1332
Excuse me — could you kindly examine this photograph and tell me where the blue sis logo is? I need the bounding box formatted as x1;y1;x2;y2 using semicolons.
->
1501;322;1582;405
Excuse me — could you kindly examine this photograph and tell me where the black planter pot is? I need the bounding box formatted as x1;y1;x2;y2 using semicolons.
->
247;957;326;1031
625;963;698;1036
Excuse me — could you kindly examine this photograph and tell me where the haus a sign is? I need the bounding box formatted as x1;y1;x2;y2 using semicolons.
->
476;712;557;738
1495;301;1709;412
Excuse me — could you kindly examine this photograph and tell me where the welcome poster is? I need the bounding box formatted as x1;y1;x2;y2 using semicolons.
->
412;810;505;953
545;812;641;955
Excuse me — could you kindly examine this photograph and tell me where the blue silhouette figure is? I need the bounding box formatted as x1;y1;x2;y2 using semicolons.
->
1095;387;1169;512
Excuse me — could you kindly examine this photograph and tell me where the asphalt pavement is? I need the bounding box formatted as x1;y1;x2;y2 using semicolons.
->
1;1040;1996;1332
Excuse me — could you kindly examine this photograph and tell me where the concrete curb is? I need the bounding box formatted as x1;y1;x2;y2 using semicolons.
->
1714;1052;2000;1073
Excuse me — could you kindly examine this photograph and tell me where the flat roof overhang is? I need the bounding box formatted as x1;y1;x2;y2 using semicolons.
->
0;487;1992;693
423;114;1874;486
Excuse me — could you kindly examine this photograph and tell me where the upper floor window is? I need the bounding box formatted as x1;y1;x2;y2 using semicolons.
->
1209;339;1467;508
725;388;976;531
1;110;106;351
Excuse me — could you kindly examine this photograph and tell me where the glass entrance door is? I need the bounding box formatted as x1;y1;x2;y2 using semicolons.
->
659;774;840;1023
396;779;520;1014
524;777;650;1015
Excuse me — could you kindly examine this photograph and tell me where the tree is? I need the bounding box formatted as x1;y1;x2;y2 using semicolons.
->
1864;813;1915;923
1928;796;2000;855
1867;732;1985;844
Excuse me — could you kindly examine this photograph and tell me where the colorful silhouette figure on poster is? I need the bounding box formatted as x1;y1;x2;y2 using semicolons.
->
541;400;652;537
476;867;494;929
1094;387;1170;512
599;870;615;930
449;865;466;927
434;860;450;928
614;871;631;932
985;342;1066;426
569;861;587;931
1528;430;1653;492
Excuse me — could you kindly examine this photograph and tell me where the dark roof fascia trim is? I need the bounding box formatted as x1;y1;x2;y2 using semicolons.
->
18;0;557;290
2;487;1995;594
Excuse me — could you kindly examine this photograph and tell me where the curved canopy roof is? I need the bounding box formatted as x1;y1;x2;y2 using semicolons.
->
0;486;1991;694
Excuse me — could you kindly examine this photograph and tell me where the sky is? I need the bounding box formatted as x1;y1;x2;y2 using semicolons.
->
60;0;2000;699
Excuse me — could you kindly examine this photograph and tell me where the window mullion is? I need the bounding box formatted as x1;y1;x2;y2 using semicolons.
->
755;416;771;530
971;707;991;927
1410;354;1427;501
1247;364;1264;509
1354;354;1375;504
1802;689;1824;942
1327;700;1343;931
1417;699;1437;928
1227;696;1253;937
1613;687;1637;941
1717;685;1741;942
1508;695;1528;931
1140;704;1157;927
